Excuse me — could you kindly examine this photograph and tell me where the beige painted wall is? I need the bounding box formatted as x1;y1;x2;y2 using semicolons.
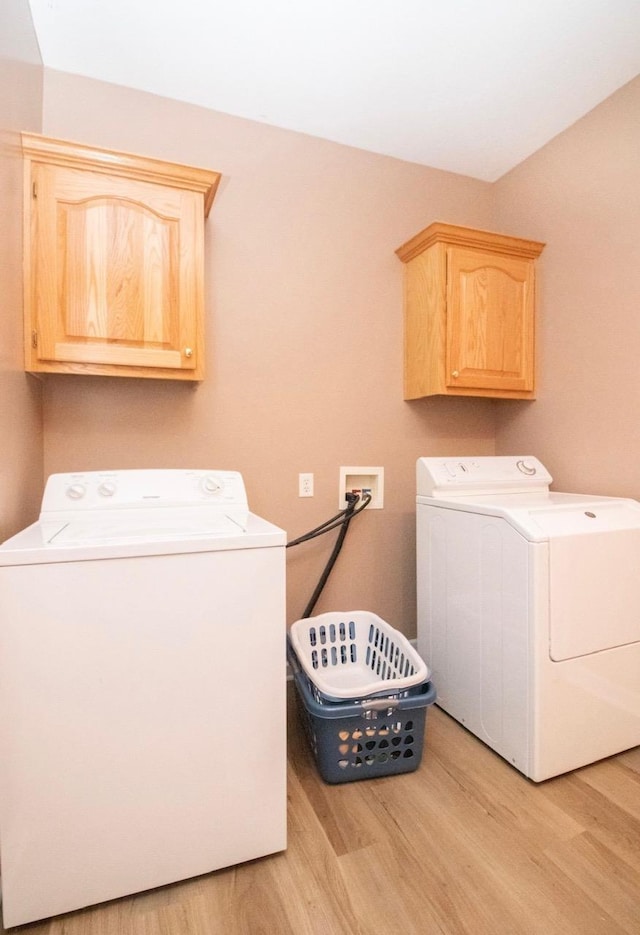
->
494;75;640;500
0;0;44;540
39;70;497;631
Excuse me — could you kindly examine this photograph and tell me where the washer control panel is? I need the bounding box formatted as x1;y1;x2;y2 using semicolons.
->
40;469;248;515
417;456;553;498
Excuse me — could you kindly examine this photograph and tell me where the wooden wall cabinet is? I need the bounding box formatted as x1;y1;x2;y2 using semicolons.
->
396;222;545;400
22;133;221;380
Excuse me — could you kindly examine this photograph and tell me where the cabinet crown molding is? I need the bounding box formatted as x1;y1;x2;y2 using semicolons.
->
396;221;545;264
21;132;221;216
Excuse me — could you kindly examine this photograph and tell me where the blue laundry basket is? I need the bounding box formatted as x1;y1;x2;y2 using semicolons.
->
289;638;436;784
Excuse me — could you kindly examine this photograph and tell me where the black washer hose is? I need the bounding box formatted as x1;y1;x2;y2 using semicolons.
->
300;493;360;619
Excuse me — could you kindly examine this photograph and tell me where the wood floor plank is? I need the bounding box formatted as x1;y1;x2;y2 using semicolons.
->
363;745;625;935
293;765;381;859
337;839;448;935
265;765;365;935
618;747;640;775
540;761;640;879
426;707;585;846
579;759;640;821
544;830;640;935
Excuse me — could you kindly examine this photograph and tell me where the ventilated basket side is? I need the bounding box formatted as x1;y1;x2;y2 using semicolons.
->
291;665;437;784
365;617;425;683
289;611;429;701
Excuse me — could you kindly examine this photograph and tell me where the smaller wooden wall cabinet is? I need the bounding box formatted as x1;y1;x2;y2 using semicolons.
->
396;222;545;400
22;133;221;380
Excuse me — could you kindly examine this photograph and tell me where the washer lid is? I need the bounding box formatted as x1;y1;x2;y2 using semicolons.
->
45;511;247;546
0;510;285;566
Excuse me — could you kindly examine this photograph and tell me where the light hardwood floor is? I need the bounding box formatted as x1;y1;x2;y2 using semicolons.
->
4;685;640;935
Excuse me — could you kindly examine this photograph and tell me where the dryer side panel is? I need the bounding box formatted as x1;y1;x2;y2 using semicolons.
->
417;505;532;772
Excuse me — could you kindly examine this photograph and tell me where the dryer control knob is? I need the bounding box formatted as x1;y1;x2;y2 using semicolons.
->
516;459;537;476
98;481;117;497
66;483;86;500
201;474;223;496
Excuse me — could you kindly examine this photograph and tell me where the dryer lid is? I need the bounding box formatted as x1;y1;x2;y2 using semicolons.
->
527;498;640;538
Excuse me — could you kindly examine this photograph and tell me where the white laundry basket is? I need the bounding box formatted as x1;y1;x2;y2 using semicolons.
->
289;611;429;702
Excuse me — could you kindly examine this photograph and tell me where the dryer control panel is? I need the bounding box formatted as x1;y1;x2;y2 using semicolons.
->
417;456;552;498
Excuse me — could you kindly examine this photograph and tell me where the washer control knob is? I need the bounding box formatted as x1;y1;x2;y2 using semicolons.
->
98;481;117;498
516;459;537;476
201;474;223;496
66;483;86;500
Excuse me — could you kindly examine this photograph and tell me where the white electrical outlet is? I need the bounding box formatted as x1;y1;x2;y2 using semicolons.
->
299;473;314;497
339;466;384;509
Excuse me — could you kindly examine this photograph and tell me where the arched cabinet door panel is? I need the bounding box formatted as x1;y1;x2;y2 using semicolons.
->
23;133;220;381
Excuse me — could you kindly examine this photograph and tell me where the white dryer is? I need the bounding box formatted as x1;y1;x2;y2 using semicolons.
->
416;455;640;782
0;469;286;927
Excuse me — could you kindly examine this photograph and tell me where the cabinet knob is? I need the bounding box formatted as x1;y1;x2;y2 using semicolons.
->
451;370;459;378
184;347;193;358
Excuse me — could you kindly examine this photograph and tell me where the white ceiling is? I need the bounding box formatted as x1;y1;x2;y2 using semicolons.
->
27;0;640;181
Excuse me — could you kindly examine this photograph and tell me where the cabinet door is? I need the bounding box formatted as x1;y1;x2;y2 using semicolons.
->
29;162;203;374
446;247;535;393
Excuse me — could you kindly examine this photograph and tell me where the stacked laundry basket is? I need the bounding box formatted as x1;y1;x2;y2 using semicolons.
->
288;611;436;783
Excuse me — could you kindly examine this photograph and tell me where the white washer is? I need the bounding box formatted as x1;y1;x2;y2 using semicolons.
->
0;469;287;927
416;455;640;782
